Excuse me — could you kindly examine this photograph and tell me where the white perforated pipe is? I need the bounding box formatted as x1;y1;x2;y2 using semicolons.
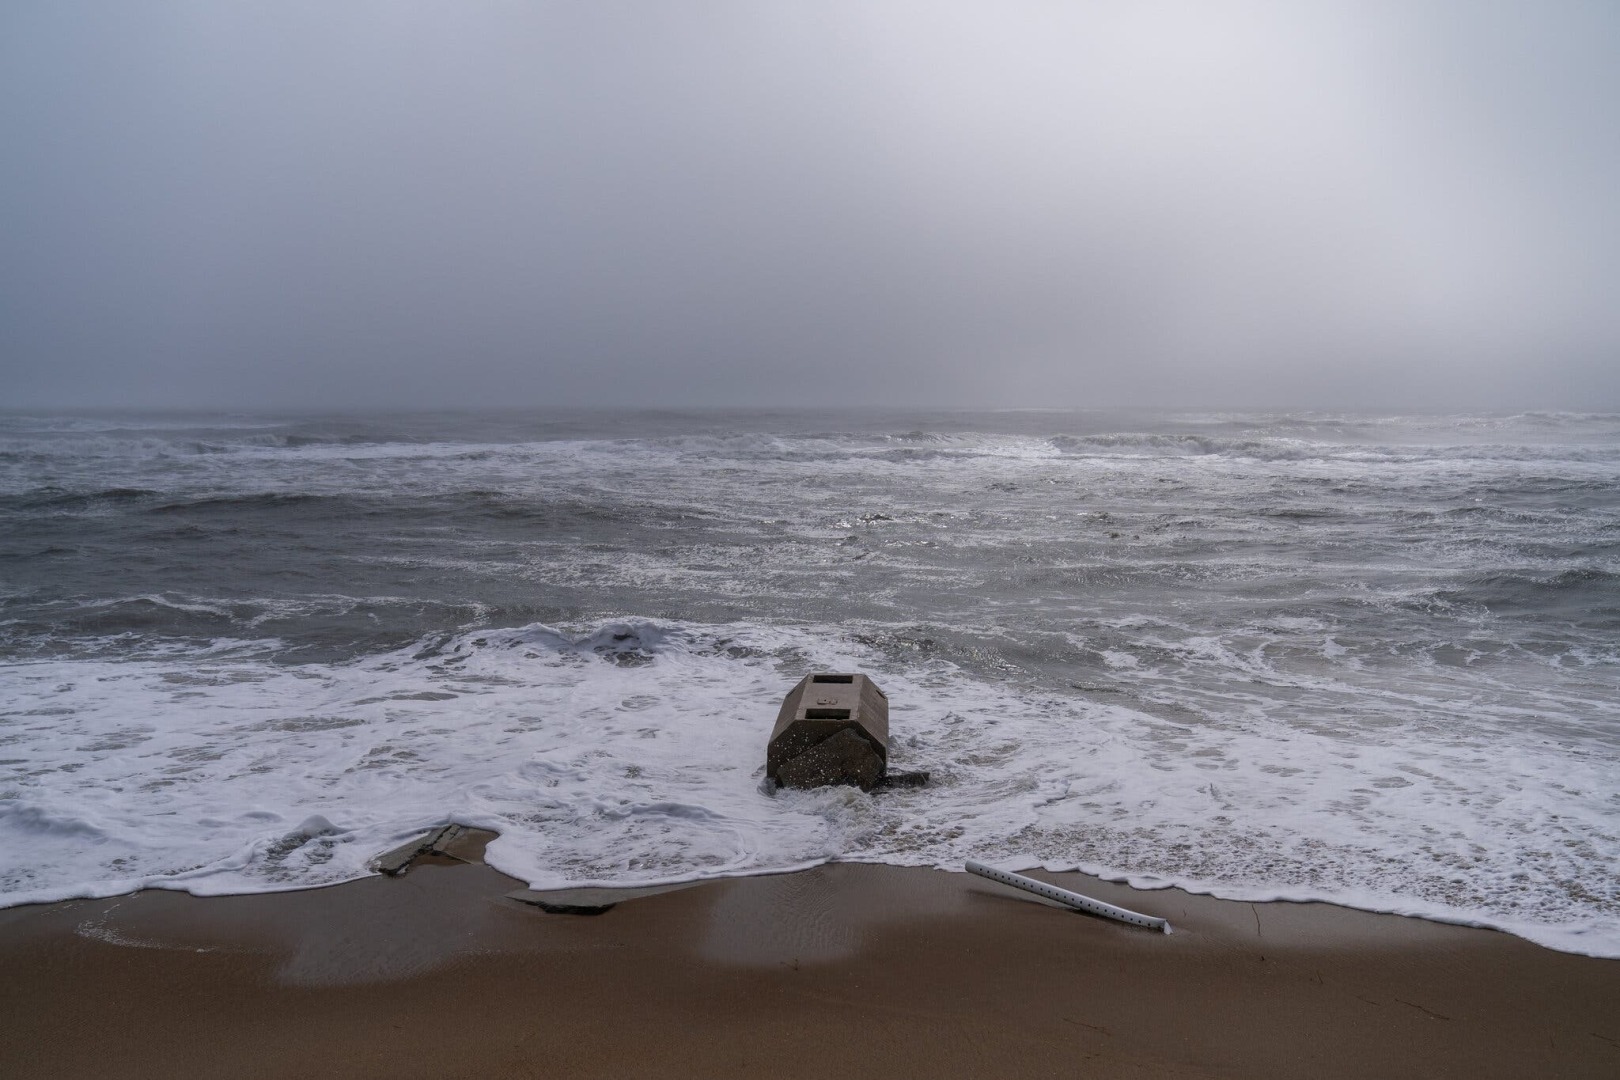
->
966;860;1172;933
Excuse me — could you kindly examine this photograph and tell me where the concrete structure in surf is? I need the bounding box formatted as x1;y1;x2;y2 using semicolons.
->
767;673;889;791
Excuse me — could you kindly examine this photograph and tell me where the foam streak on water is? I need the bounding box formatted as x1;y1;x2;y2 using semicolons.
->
1;410;1617;956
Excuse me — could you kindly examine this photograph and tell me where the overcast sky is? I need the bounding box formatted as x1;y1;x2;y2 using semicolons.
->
3;1;1617;411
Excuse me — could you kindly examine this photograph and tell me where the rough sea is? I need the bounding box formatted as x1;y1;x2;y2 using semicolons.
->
1;409;1616;955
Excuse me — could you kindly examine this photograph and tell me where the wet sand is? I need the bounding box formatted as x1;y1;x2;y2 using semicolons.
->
2;853;1617;1079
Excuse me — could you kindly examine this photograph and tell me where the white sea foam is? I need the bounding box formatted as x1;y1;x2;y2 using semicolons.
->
2;618;1616;957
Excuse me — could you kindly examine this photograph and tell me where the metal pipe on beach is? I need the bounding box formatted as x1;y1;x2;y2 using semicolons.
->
965;860;1172;933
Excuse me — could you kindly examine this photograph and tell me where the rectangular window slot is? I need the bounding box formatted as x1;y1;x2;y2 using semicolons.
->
804;708;851;720
812;675;854;683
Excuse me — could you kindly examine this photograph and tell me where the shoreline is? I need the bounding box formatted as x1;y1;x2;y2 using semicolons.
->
3;853;1617;1078
8;846;1609;960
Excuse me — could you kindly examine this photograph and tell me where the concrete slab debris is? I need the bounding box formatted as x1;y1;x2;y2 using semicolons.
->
370;824;493;876
505;881;703;915
433;825;494;864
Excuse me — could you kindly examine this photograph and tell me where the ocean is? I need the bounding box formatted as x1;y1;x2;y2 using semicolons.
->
1;408;1616;955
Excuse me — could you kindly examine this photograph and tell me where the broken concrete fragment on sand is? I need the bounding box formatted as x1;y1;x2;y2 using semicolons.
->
505;881;702;915
370;824;493;876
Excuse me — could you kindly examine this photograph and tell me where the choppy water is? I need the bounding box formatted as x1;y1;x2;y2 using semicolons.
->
2;409;1617;955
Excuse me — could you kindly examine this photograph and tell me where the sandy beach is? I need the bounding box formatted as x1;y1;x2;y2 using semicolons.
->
2;840;1616;1079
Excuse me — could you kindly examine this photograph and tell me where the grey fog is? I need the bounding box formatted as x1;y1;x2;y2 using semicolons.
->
3;1;1617;411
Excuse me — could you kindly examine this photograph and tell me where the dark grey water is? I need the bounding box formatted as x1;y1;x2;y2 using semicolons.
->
2;409;1617;954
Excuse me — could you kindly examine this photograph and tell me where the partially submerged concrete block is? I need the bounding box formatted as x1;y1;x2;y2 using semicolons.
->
777;727;885;790
767;673;888;790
